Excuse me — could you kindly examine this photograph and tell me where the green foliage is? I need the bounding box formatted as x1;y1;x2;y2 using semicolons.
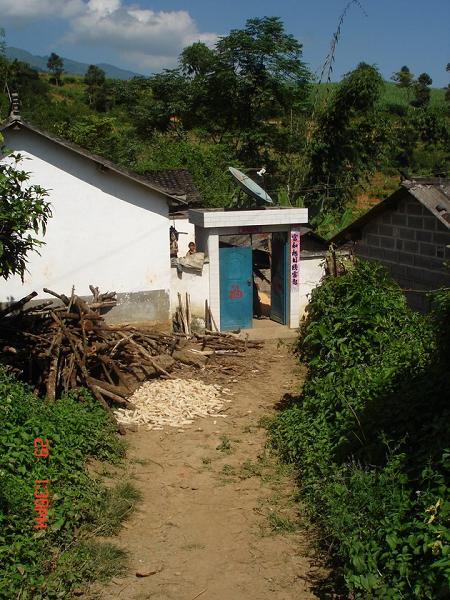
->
47;52;64;86
149;17;311;166
303;63;389;214
0;367;129;598
3;59;49;102
0;17;448;223
391;65;414;90
84;65;107;111
0;154;51;281
270;260;450;598
412;73;433;108
136;132;239;207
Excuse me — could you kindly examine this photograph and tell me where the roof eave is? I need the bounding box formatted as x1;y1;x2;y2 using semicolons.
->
1;119;188;207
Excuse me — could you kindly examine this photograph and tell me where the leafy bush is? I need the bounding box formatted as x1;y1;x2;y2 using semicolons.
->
0;368;129;599
270;260;450;597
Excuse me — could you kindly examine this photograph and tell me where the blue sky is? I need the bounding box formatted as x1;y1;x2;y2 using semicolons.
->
1;0;449;86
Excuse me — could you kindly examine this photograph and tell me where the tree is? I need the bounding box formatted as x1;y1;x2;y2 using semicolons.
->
303;63;387;215
47;52;64;86
7;59;49;98
0;28;8;87
411;72;432;108
198;18;308;161
84;65;107;111
391;65;413;89
0;152;51;280
153;17;311;165
446;64;450;106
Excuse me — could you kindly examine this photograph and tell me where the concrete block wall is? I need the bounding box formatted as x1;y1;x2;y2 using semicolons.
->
355;194;450;310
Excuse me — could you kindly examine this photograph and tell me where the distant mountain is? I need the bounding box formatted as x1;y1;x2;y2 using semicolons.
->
5;47;140;80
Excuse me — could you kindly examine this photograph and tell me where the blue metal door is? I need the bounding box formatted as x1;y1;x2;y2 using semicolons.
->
271;232;288;325
219;246;252;330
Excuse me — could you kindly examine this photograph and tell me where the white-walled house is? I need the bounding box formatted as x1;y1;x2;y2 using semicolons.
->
0;118;189;323
1;116;323;332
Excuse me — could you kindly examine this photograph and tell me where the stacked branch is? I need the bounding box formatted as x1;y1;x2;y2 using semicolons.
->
0;286;177;412
0;287;262;414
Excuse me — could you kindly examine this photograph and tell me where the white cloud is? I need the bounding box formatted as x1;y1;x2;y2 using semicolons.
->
65;2;218;70
0;0;217;71
0;0;84;20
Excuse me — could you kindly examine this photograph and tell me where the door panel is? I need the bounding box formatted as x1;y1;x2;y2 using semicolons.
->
271;232;288;325
219;246;252;331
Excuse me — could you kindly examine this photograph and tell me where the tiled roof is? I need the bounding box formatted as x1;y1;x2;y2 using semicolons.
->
331;178;450;244
143;169;202;206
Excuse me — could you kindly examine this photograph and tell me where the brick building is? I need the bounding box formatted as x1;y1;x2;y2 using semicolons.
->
331;179;450;310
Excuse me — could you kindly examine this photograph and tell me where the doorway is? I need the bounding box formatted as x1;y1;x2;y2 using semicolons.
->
219;232;288;331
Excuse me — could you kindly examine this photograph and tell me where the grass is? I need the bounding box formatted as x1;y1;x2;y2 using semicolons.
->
216;435;232;453
240;458;263;479
181;542;206;551
221;464;236;477
313;80;447;110
0;367;140;599
267;511;299;533
43;540;128;594
86;481;142;536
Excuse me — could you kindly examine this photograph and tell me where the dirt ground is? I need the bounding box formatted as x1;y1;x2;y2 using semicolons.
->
88;340;326;600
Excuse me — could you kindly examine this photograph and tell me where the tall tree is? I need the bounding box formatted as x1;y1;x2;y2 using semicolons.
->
411;72;432;108
47;52;64;86
391;65;414;101
391;65;414;89
143;17;311;165
446;64;450;106
0;152;51;280
303;63;387;215
84;65;107;111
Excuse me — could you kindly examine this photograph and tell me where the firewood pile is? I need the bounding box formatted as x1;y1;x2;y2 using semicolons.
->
0;287;263;418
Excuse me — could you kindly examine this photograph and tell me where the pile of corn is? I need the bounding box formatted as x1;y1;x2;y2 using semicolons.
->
114;378;231;430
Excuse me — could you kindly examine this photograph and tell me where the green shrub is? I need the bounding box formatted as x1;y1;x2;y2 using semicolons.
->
0;368;128;599
270;259;450;598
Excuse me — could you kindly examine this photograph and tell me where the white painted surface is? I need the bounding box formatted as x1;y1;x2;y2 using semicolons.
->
207;233;220;330
288;226;301;328
170;263;210;318
298;256;326;318
189;208;308;228
169;217;196;257
0;128;171;304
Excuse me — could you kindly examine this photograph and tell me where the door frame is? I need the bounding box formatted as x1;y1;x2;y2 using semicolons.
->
270;231;289;325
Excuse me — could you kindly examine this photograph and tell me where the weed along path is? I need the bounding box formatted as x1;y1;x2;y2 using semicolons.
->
90;341;322;600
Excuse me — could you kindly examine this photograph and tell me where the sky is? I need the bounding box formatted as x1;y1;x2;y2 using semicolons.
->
0;0;449;86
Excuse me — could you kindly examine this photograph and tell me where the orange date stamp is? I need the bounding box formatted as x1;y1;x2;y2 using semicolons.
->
33;438;50;529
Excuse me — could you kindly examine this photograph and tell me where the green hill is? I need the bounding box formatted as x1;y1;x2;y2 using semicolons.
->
5;46;139;80
314;80;446;109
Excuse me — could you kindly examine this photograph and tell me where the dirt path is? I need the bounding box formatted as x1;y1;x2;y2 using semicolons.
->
90;341;323;600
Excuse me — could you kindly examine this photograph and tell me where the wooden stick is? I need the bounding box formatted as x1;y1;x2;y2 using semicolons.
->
0;291;38;318
121;334;174;379
186;292;191;335
209;307;219;332
43;288;70;305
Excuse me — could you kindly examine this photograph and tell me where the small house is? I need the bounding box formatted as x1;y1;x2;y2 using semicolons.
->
1;112;315;332
0;116;194;323
331;179;450;310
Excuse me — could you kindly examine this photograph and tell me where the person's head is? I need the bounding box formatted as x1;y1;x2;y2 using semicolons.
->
188;242;196;252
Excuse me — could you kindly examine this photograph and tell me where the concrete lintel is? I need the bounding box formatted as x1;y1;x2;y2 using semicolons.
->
189;207;308;229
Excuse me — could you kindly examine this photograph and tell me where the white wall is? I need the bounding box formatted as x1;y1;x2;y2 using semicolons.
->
170;217;195;257
170;263;210;318
1;128;170;304
298;256;325;318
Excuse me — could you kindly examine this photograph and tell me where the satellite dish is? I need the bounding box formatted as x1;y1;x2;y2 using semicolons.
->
228;167;273;205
